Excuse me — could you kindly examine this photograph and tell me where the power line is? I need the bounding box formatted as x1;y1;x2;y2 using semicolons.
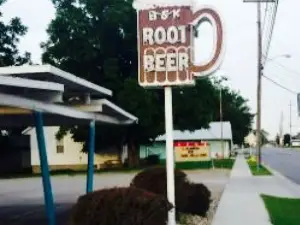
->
262;3;270;34
262;3;273;61
262;0;279;65
265;2;278;53
262;74;297;94
272;61;300;77
264;57;300;85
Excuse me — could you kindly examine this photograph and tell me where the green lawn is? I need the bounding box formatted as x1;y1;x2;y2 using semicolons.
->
160;158;235;170
262;195;300;225
247;161;272;176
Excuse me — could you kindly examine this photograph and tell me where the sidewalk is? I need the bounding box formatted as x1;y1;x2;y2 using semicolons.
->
211;154;300;225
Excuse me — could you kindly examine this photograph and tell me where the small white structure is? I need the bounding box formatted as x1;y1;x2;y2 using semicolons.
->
291;139;300;147
244;132;257;147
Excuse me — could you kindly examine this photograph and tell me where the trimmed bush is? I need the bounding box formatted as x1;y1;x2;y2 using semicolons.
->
69;187;172;225
177;182;211;216
145;154;160;166
130;167;211;217
130;167;189;196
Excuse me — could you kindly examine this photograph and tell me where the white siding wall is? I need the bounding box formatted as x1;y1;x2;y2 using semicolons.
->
208;141;230;158
30;127;87;166
29;126;123;167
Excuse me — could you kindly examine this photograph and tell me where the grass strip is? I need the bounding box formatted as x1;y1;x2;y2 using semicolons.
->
262;194;300;225
247;160;272;176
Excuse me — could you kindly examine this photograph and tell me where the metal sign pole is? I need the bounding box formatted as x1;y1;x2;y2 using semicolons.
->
164;86;176;225
220;86;224;159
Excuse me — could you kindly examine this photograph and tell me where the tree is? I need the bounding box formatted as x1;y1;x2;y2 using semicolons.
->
0;0;31;148
211;77;254;145
252;129;269;146
283;134;291;147
43;0;164;166
275;134;280;146
0;0;31;67
42;0;253;166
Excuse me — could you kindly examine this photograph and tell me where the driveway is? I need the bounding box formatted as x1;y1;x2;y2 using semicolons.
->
0;170;230;225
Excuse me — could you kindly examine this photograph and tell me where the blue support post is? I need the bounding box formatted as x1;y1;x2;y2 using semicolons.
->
86;120;96;193
33;111;56;225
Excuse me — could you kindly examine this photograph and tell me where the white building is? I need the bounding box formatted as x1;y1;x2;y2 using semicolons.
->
22;127;127;173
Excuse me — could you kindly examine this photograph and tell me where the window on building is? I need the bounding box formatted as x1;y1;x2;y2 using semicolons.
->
56;138;64;154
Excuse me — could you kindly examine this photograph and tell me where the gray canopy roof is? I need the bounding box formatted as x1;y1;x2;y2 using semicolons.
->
0;65;137;126
0;64;112;97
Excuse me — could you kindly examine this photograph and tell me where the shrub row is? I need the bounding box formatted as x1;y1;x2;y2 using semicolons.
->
69;187;172;225
130;167;211;217
69;167;211;225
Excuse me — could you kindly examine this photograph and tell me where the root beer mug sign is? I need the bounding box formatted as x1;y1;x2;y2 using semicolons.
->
134;2;224;87
133;1;225;225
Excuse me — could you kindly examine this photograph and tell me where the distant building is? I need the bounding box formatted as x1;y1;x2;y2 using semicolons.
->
291;133;300;147
140;121;233;160
291;139;300;147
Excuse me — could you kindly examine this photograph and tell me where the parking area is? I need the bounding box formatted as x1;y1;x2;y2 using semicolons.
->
0;170;230;225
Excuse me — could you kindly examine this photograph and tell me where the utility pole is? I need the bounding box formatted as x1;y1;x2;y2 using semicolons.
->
220;87;224;158
256;1;263;169
279;111;283;138
290;101;292;145
279;110;283;146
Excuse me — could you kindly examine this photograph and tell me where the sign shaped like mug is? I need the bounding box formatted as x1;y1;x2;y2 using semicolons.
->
135;4;224;88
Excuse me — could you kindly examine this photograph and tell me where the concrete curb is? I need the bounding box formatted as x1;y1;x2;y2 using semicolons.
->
262;162;300;197
263;162;293;184
258;162;274;176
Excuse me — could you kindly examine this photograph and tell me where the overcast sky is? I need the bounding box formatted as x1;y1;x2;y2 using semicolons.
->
1;0;299;139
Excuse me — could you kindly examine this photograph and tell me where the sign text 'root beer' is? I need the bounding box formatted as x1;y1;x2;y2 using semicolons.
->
136;4;224;88
142;9;190;75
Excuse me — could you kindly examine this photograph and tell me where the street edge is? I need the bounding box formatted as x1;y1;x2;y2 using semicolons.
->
262;161;300;190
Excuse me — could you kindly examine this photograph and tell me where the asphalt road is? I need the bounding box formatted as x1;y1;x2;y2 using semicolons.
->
262;147;300;185
0;170;229;225
0;173;135;225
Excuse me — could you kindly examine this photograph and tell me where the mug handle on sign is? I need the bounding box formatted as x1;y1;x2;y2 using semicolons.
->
190;7;224;77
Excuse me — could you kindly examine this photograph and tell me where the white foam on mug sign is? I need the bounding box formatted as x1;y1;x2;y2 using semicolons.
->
132;0;196;10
